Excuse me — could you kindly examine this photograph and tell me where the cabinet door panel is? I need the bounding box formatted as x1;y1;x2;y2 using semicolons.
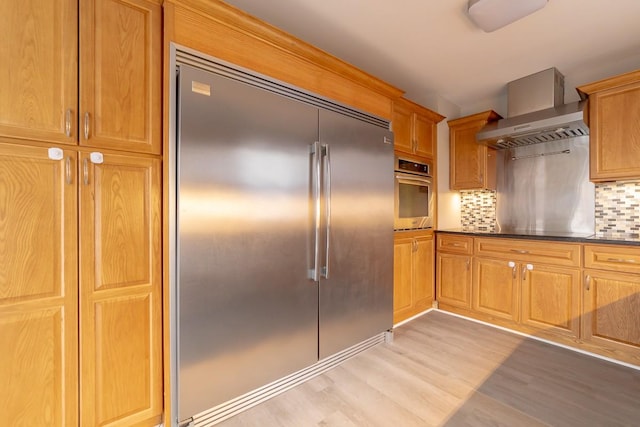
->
0;0;77;144
414;114;435;158
473;258;518;321
80;152;161;426
393;236;414;322
414;235;434;310
0;143;77;426
589;82;640;181
583;270;640;349
522;265;580;337
80;0;162;154
391;101;413;154
436;253;471;308
448;111;500;190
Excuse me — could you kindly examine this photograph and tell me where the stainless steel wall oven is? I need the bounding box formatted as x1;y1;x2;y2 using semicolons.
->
394;156;433;230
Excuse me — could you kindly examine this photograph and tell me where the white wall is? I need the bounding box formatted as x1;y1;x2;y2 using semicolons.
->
420;95;463;230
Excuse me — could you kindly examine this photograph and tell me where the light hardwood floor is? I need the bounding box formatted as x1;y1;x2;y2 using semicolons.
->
220;311;640;426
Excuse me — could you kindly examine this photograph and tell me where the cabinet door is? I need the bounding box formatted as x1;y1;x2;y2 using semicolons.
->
0;143;78;426
414;113;436;158
79;152;162;426
583;270;640;350
391;101;414;155
414;234;434;311
436;253;471;308
80;0;162;154
449;122;490;190
521;264;580;337
473;258;518;321
589;81;640;181
0;0;77;144
393;235;414;323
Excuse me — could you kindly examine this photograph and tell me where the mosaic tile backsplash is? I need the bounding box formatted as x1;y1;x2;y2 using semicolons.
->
595;181;640;235
460;190;496;231
458;182;639;236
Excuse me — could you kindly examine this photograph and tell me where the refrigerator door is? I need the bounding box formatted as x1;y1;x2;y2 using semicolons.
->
176;64;319;420
318;109;394;359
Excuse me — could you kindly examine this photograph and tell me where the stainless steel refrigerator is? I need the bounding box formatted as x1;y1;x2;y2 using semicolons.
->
176;62;393;423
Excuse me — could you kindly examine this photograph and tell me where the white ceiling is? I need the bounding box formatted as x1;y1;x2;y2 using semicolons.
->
222;0;640;117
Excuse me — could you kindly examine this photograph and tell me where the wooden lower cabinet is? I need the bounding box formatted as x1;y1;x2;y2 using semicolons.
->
394;231;434;323
521;264;580;338
583;269;640;351
0;143;78;426
437;233;640;365
0;142;162;426
436;253;471;308
473;257;519;322
80;152;162;426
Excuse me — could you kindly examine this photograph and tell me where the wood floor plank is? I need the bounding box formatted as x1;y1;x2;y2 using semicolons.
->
219;311;640;426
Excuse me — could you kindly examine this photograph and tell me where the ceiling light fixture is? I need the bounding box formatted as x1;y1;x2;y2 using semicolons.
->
467;0;548;32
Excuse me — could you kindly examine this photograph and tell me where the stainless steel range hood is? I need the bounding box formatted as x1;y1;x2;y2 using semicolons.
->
477;68;589;149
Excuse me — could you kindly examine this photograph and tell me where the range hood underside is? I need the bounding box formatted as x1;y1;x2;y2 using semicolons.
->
477;102;589;150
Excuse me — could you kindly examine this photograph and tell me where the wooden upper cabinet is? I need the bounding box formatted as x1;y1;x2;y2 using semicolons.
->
577;70;640;182
391;100;413;154
79;151;162;426
392;97;445;158
0;142;78;426
448;110;501;190
80;0;162;154
0;0;78;144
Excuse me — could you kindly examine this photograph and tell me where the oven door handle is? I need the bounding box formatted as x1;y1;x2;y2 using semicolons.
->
395;174;432;184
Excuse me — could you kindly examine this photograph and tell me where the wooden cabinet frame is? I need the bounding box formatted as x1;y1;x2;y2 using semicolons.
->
577;69;640;181
448;111;501;190
394;231;435;324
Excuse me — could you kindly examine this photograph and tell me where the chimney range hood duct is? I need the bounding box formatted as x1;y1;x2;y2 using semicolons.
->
476;68;589;149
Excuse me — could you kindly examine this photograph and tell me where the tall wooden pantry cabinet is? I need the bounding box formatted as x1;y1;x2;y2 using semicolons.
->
0;0;163;425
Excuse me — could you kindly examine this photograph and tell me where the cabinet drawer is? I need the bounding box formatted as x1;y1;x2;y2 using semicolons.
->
437;234;473;255
584;244;640;274
475;238;581;267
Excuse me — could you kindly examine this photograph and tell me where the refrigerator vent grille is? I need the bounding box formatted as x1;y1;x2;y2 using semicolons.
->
176;49;390;129
187;333;386;426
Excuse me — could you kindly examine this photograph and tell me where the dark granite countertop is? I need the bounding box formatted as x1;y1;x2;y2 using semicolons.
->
437;228;640;247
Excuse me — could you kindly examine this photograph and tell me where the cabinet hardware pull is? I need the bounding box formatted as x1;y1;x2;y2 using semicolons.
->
65;156;72;185
508;261;516;279
510;249;530;254
83;158;89;185
585;275;591;291
65;109;72;137
451;243;461;247
84;112;90;140
606;257;637;264
522;266;527;281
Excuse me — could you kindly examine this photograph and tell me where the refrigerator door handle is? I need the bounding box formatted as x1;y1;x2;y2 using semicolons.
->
310;141;321;281
321;143;331;279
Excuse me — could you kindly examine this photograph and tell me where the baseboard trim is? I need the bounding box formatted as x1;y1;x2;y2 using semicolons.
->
435;309;640;372
393;308;434;328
